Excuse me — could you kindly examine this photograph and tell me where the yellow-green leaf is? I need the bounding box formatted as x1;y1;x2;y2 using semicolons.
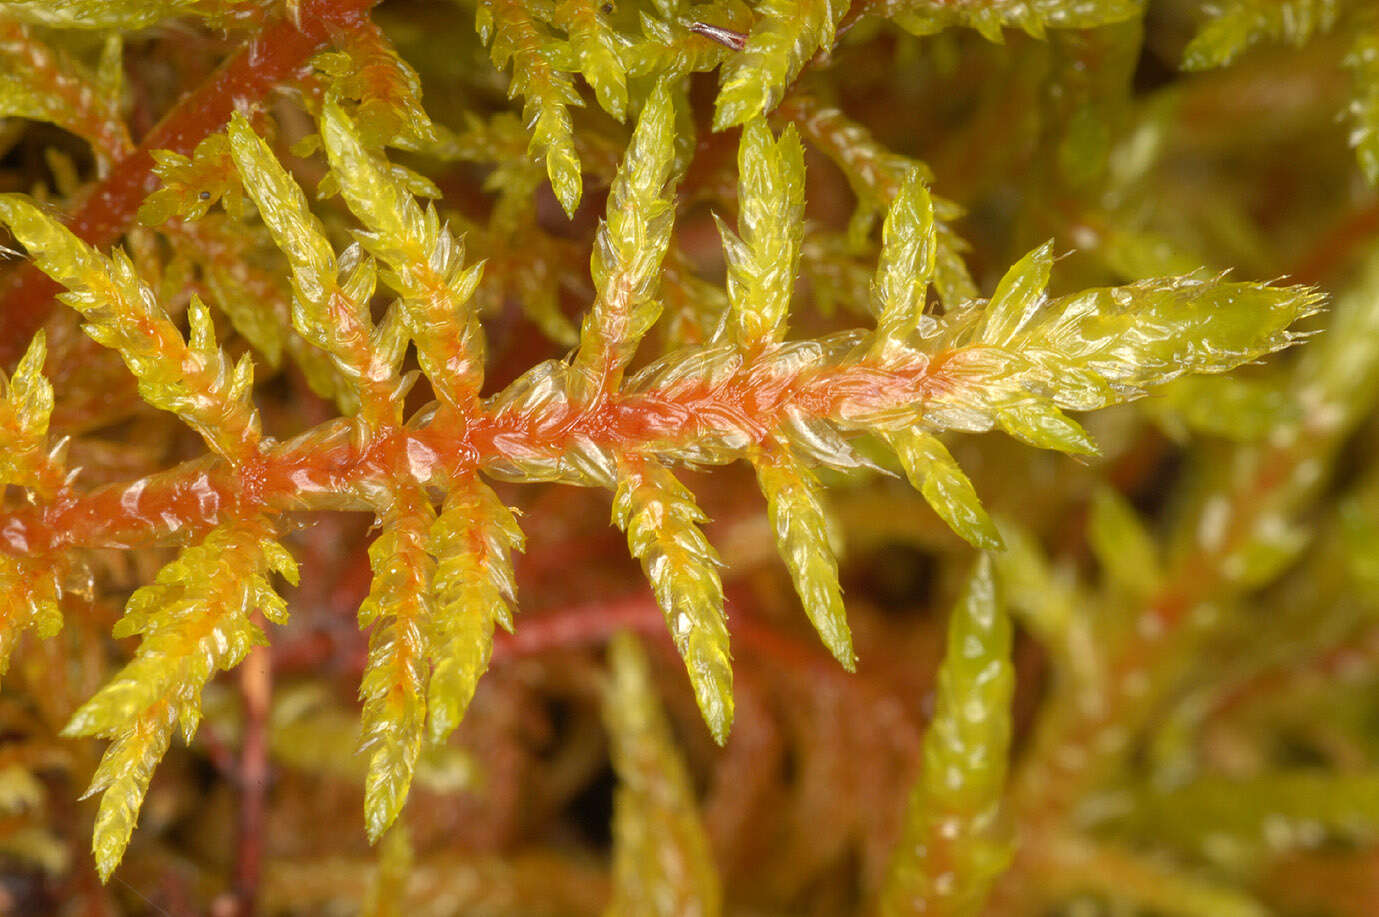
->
426;477;524;744
718;118;805;346
571;80;678;401
713;0;847;130
613;459;733;743
604;632;722;917
752;441;854;669
357;486;436;842
888;429;1002;551
881;555;1013;917
1182;0;1339;70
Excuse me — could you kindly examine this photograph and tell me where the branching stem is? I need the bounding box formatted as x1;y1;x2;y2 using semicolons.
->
0;0;381;364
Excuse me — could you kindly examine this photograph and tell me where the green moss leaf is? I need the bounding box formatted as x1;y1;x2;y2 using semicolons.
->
613;459;733;743
719;118;805;346
357;486;436;842
713;0;847;130
426;478;524;745
0;331;54;490
604;632;722;917
479;0;586;215
1182;0;1340;70
894;0;1140;41
871;169;936;346
752;440;854;670
0;0;245;30
888;429;1002;551
571;80;678;400
138;133;245;226
554;0;628;120
880;555;1013;917
778;94;976;307
0;196;261;462
227;112;402;431
322;99;487;410
63;521;291;880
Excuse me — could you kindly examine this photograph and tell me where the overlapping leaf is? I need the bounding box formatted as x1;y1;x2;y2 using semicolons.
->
753;440;854;669
0;0;245;30
357;486;436;841
321;99;487;411
892;0;1141;42
571;80;678;401
477;0;585;214
227;112;409;434
713;0;847;130
718;118;805;346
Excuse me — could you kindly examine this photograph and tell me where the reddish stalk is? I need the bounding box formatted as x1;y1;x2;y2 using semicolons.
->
272;583;917;724
0;349;954;554
232;614;273;917
1290;194;1379;286
0;0;381;365
1206;622;1379;724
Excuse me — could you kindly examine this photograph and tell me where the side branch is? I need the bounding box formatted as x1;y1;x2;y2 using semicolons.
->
0;0;381;364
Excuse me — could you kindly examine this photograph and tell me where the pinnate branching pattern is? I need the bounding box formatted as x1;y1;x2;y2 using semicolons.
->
0;0;1366;912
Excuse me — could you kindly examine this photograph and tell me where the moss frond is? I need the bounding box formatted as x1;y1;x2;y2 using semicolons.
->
426;477;524;745
0;3;1351;899
571;79;678;401
888;430;1002;551
776;95;977;306
477;0;585;215
0;0;246;30
321;99;487;412
0;551;63;678
880;555;1013;917
138;132;248;226
870;168;937;349
752;438;854;670
613;458;733;743
893;0;1142;42
553;0;628;120
718;118;805;346
227;111;408;435
0;196;261;462
1182;0;1341;70
604;632;722;917
61;519;295;880
713;0;847;130
357;485;436;842
313;17;438;152
0;331;55;491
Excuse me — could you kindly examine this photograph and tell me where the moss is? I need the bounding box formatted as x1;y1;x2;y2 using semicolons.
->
0;0;1375;913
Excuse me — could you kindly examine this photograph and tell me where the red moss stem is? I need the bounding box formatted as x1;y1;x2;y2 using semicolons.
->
232;616;273;917
0;351;944;553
